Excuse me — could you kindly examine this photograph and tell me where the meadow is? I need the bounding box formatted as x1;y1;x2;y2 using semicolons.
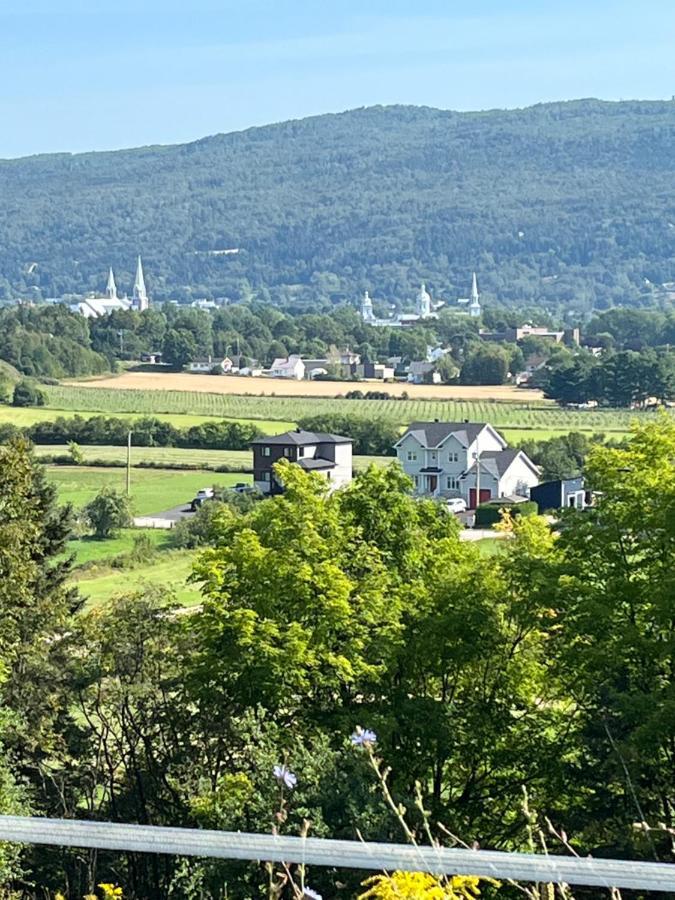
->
47;466;251;515
36;444;390;471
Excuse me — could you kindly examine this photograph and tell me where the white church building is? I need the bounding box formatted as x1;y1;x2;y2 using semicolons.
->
360;275;481;326
70;257;150;318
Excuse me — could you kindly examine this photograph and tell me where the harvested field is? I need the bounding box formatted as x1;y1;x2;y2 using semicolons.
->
67;371;546;402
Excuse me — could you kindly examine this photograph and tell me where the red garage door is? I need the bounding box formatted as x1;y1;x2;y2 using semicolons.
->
469;488;492;509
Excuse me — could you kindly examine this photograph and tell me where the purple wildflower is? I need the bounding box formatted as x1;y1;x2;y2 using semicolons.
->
351;727;377;746
303;889;322;900
273;764;297;790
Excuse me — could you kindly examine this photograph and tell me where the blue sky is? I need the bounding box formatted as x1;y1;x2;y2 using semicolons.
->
2;0;675;158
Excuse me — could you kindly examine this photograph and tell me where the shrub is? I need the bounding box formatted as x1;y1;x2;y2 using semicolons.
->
475;499;537;528
83;488;132;539
12;380;46;407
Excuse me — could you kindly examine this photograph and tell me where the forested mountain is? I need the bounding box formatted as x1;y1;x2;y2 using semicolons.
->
2;99;675;311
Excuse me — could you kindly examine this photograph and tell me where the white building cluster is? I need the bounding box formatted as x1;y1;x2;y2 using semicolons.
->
361;274;481;326
70;257;150;318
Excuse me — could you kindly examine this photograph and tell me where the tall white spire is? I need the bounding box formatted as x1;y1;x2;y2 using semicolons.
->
469;272;481;318
105;267;117;300
361;289;375;323
132;256;148;310
416;282;431;318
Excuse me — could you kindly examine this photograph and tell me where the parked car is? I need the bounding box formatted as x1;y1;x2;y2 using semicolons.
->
190;487;215;510
446;497;467;514
232;482;254;494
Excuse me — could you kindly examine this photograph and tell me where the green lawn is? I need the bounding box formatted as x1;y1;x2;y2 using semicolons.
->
47;466;252;515
66;528;171;567
73;550;202;608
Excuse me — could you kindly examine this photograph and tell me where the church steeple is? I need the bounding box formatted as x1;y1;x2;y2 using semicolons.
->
132;256;148;310
416;282;431;318
469;272;481;318
105;267;117;300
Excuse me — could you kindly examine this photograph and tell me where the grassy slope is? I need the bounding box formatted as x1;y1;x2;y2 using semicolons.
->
66;528;171;567
47;466;252;514
73;550;202;608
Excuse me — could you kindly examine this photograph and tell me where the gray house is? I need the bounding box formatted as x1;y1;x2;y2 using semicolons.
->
251;430;353;495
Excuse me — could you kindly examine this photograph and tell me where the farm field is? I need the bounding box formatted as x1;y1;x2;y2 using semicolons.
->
68;371;543;402
46;466;252;515
73;550;202;608
0;403;294;433
35;444;391;471
42;383;651;435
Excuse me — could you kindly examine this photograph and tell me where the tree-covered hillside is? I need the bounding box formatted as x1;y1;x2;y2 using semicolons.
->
2;100;675;311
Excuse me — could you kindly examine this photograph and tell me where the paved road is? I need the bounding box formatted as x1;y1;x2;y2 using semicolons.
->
134;504;195;529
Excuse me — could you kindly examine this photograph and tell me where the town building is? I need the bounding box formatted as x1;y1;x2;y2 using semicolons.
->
131;256;149;312
187;356;233;374
354;362;395;380
359;283;438;327
251;429;353;494
395;421;539;508
269;355;306;379
480;324;580;345
407;361;441;384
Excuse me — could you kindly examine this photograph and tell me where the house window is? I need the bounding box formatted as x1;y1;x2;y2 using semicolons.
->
261;472;271;482
262;447;271;457
407;451;417;461
446;477;459;490
283;447;293;458
430;451;437;461
298;447;305;457
448;452;459;463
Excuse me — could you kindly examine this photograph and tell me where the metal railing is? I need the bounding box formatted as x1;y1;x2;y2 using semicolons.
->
0;816;674;893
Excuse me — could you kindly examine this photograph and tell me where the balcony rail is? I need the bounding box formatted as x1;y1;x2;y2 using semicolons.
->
0;816;673;893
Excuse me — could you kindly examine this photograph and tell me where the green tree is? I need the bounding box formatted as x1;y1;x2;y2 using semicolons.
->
551;417;675;855
460;345;510;385
83;488;132;538
12;379;46;407
162;328;198;369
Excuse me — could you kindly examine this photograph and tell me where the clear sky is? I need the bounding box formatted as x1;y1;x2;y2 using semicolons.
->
2;0;675;159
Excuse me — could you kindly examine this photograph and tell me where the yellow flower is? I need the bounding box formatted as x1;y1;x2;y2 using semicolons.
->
97;884;123;899
358;871;485;899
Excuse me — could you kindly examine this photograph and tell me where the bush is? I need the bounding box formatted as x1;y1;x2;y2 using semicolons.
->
475;499;538;528
12;380;46;407
83;488;132;539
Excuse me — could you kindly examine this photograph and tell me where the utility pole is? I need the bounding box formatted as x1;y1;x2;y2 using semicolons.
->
126;431;132;496
118;329;124;355
474;448;481;510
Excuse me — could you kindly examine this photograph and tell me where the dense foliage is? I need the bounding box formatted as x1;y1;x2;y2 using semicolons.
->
0;422;673;897
3;101;675;311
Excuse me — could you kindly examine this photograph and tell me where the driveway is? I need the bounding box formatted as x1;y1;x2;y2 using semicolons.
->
134;503;195;529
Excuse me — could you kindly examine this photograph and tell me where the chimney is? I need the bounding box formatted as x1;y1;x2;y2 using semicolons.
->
464;418;469;423
434;418;440;423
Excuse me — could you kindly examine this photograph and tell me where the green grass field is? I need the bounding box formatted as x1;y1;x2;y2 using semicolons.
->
73;550;202;607
40;383;657;435
0;404;295;433
47;466;252;514
35;444;391;471
66;528;171;567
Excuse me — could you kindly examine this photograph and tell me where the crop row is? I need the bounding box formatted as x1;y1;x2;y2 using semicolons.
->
43;385;666;432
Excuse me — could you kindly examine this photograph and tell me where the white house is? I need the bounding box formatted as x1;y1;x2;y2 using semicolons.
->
187;356;233;374
269;355;305;380
395;421;539;508
407;361;441;384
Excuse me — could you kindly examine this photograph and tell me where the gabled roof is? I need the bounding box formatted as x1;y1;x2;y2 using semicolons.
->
397;421;504;450
251;429;352;446
466;449;540;480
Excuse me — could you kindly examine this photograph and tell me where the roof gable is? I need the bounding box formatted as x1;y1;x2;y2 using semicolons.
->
396;421;505;450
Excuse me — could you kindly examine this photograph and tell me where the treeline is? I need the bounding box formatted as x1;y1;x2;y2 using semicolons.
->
0;305;108;378
0;415;264;451
3;101;675;313
543;348;675;406
0;420;672;897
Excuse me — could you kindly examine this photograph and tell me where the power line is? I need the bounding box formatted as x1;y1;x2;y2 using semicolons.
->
0;816;673;892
